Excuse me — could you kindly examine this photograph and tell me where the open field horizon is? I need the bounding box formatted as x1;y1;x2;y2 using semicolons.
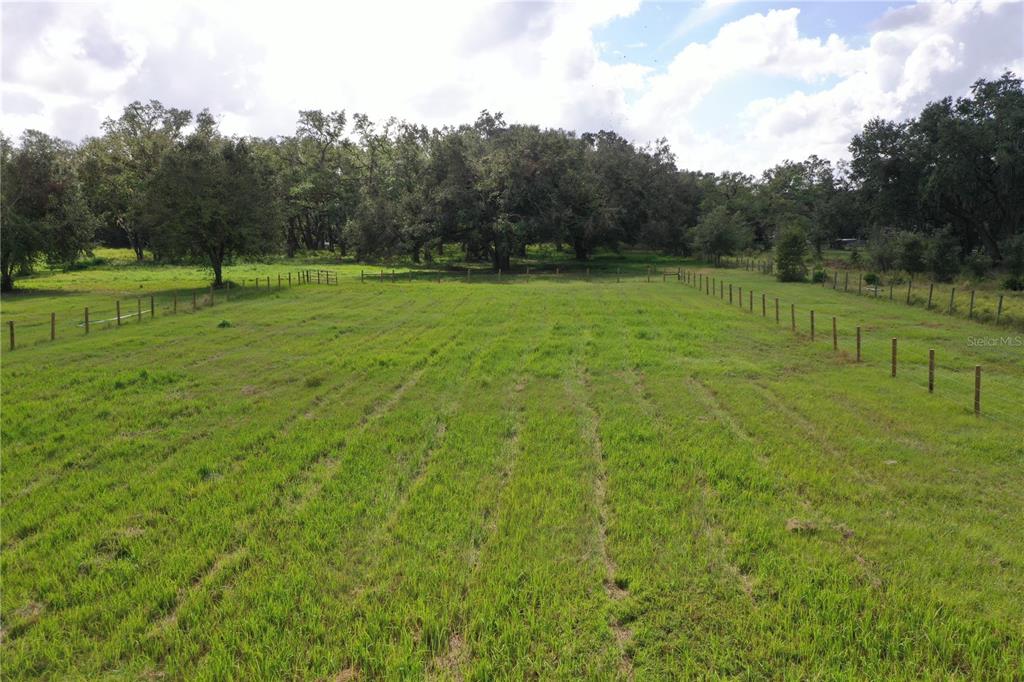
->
2;254;1022;679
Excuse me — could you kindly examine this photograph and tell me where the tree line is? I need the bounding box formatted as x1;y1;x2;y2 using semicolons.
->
2;72;1022;291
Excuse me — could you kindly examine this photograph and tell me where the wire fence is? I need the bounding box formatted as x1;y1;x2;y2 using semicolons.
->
680;267;1021;423
6;263;1019;424
2;269;336;351
720;256;1023;330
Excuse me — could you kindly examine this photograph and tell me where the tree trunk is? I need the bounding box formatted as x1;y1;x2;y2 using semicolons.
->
573;239;589;261
211;251;224;286
1;270;13;292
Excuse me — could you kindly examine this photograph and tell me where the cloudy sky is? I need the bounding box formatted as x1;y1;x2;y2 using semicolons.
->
2;0;1022;173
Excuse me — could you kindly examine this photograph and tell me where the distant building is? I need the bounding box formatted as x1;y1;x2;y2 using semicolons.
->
834;238;866;250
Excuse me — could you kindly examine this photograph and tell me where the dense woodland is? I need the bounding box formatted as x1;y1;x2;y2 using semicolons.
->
2;72;1022;291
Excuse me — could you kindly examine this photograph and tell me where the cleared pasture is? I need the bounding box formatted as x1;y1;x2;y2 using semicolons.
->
2;260;1022;679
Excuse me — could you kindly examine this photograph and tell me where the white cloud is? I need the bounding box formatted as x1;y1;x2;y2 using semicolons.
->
2;0;1022;174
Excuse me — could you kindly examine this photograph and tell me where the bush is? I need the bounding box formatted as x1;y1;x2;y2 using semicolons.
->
775;227;808;282
896;232;927;274
864;273;880;286
848;248;862;268
1001;234;1024;277
926;227;961;282
964;248;993;278
1001;276;1024;291
217;319;232;328
811;269;827;283
868;230;898;272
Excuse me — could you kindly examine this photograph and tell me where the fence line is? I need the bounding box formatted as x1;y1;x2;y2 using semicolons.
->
678;266;1021;421
4;268;338;351
720;256;1021;330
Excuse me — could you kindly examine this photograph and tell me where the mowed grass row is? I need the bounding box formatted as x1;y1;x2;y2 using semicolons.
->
2;270;1022;678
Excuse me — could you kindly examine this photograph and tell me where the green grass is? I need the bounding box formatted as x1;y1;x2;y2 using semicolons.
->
2;254;1023;679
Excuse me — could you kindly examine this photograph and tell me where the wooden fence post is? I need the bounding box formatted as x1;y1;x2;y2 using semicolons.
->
7;321;13;350
996;294;1004;324
889;281;893;300
969;290;975;319
729;284;733;303
267;276;271;288
738;287;743;307
761;293;766;317
116;300;121;326
974;366;983;413
498;268;502;280
832;316;837;350
948;287;955;314
928;349;935;393
748;290;753;312
150;296;155;318
833;272;838;289
317;270;321;285
927;283;934;309
791;304;796;331
844;272;849;291
278;274;282;288
891;338;897;377
856;326;861;362
51;312;56;340
84;307;90;334
810;310;815;340
775;298;779;324
192;292;197;311
906;279;912;304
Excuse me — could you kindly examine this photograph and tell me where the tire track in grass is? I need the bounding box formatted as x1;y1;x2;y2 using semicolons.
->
148;293;494;677
422;321;556;679
575;366;634;680
450;286;617;679
1;288;424;513
308;295;551;678
140;328;463;646
581;283;771;677
3;292;475;675
0;291;442;593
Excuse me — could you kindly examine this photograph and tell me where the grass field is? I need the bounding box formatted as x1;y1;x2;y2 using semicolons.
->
2;254;1023;679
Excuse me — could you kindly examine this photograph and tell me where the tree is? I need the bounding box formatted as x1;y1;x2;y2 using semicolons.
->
926;226;961;282
896;231;927;274
775;226;809;282
691;205;749;264
1;131;97;291
79;100;191;260
147;113;280;285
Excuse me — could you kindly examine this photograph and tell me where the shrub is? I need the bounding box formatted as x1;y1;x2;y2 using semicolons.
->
864;273;880;286
1001;234;1024;277
926;227;961;282
848;248;862;268
1001;276;1024;292
896;232;927;274
811;269;827;283
217;319;232;328
964;248;993;278
868;230;898;272
775;227;808;282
